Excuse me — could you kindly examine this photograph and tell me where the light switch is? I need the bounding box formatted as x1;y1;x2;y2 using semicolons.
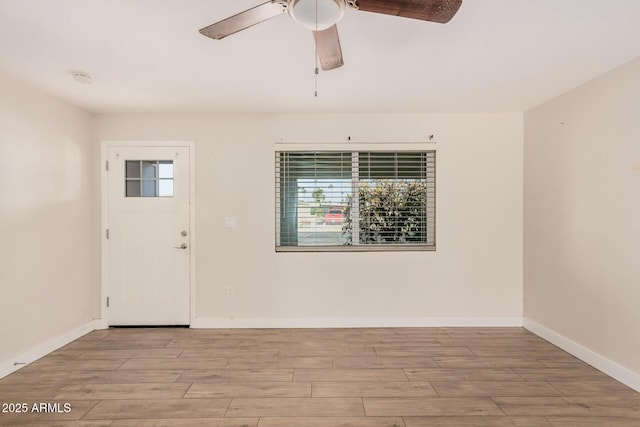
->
225;217;237;228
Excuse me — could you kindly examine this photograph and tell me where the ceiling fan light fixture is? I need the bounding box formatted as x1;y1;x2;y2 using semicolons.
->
288;0;346;31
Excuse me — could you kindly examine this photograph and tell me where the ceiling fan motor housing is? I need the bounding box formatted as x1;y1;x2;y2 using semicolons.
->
288;0;346;31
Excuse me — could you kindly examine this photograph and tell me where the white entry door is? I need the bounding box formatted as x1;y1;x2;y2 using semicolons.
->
106;146;191;325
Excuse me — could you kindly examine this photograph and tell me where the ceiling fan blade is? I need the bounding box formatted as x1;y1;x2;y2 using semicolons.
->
314;24;344;71
355;0;462;23
199;1;286;40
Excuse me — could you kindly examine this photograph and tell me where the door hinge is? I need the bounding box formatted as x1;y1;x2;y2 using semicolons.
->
106;297;110;307
105;160;109;171
106;229;110;239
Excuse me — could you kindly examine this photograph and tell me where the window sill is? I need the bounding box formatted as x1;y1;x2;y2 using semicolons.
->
276;245;436;253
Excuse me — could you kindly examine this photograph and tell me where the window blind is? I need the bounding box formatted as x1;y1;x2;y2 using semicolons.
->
275;150;435;251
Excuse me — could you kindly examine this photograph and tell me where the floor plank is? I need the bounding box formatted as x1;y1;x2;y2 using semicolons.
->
226;356;333;369
403;416;552;426
549;379;640;397
294;368;408;382
178;349;280;358
77;349;183;359
118;357;228;370
257;417;405;427
312;381;436;397
225;397;365;417
433;356;545;369
493;396;640;417
177;369;294;383
513;367;611;380
27;359;127;371
110;418;257;427
430;380;562;397
61;339;173;351
333;357;438;369
546;416;640;426
277;346;377;357
0;369;183;384
363;397;505;416
54;383;190;400
83;399;230;419
0;383;64;401
184;382;311;398
469;347;572;358
374;345;474;357
403;368;522;381
0;421;113;427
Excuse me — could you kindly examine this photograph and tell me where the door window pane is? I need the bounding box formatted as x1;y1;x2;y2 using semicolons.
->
125;160;174;198
158;161;173;179
158;179;174;197
126;180;141;197
141;180;157;197
126;161;141;178
141;161;157;179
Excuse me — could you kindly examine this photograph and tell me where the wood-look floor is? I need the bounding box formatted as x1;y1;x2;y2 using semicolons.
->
1;327;639;426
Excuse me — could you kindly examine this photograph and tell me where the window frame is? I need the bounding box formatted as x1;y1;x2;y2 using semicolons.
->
275;144;436;253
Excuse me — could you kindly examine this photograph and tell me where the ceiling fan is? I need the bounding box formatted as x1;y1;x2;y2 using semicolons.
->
199;0;462;71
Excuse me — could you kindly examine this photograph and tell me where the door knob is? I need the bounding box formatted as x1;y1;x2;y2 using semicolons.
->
173;243;188;249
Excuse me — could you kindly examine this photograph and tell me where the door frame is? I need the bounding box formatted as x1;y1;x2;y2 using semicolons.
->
100;140;196;328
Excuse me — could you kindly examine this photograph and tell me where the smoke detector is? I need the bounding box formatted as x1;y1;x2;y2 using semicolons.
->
69;70;93;84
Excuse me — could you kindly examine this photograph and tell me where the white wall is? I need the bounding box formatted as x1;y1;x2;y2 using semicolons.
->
524;57;640;379
94;112;524;326
0;71;98;371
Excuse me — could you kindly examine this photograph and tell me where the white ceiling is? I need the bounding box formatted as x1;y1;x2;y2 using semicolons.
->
1;0;640;114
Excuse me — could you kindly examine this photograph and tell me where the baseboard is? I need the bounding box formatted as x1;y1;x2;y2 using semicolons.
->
191;316;523;329
524;318;640;393
0;319;102;379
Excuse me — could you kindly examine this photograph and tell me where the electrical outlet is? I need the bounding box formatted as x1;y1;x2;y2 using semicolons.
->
226;286;234;298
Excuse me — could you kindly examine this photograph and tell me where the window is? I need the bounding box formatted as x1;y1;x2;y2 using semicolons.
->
125;160;174;197
275;150;435;251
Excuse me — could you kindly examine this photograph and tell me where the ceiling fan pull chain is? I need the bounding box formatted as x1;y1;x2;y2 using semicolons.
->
314;0;319;97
